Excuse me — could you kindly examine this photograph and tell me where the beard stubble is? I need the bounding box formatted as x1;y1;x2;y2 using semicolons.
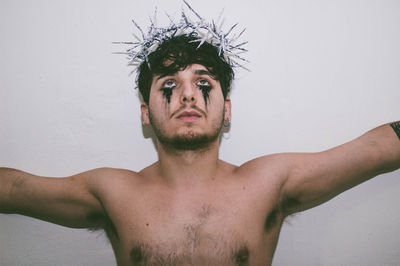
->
148;108;224;151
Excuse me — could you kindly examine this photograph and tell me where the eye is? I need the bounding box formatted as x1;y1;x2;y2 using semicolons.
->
196;79;211;87
162;79;176;89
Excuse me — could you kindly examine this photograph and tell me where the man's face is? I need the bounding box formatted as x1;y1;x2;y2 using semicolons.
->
141;64;231;150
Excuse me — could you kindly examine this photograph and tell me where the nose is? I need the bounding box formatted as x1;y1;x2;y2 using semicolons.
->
180;82;197;104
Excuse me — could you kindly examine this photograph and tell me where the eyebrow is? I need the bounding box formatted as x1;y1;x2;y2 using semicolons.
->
155;69;216;82
193;69;216;79
155;73;173;81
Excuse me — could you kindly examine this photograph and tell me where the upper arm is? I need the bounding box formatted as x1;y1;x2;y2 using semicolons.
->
281;123;400;215
2;168;109;229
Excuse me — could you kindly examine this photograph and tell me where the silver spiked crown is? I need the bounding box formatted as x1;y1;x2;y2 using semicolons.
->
114;0;248;72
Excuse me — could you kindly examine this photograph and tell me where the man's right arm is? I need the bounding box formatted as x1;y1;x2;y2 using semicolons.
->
0;168;107;229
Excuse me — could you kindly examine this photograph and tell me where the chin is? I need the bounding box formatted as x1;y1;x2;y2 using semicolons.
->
151;119;223;151
170;133;218;150
157;129;220;151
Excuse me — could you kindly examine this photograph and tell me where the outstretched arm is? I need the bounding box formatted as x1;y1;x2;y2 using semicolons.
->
0;168;107;229
280;121;400;215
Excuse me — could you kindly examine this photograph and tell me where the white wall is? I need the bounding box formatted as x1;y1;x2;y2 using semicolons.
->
1;0;399;265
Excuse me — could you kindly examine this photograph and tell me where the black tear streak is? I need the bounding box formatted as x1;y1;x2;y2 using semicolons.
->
200;85;211;105
161;88;173;103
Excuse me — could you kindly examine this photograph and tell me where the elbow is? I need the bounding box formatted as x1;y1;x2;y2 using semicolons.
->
0;168;26;213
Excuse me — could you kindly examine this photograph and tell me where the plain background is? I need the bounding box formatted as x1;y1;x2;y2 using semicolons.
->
1;0;400;265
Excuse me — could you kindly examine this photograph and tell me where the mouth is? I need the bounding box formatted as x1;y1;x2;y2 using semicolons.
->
176;110;202;122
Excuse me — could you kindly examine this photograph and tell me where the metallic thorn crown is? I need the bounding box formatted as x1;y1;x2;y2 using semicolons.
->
114;0;248;73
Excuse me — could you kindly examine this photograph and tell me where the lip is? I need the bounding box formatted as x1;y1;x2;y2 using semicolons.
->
176;110;202;122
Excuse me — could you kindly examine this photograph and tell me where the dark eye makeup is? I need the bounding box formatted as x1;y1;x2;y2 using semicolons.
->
160;80;176;103
159;78;213;104
197;79;212;104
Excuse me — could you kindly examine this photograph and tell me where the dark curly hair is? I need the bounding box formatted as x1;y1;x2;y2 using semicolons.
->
137;34;234;104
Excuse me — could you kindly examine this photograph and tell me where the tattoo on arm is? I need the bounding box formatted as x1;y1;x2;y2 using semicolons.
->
390;121;400;140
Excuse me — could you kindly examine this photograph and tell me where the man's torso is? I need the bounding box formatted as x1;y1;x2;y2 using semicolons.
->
94;159;287;266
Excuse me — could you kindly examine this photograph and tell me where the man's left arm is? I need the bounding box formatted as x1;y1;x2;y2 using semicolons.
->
281;121;400;215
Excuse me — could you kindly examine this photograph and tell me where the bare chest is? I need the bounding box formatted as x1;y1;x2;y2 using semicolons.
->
104;183;282;265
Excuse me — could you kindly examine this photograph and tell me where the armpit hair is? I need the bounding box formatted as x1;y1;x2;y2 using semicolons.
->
265;196;301;231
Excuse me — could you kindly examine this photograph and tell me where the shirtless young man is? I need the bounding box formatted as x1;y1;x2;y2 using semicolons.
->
1;5;400;266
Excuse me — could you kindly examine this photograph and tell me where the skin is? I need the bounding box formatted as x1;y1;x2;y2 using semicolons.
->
1;64;400;265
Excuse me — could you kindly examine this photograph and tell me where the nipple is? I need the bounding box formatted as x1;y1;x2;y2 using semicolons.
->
235;246;249;265
130;246;144;264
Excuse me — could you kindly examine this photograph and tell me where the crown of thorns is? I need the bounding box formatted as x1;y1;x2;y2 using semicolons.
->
115;0;248;70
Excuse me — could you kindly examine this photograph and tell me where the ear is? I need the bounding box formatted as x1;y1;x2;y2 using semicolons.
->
224;97;231;121
141;103;150;125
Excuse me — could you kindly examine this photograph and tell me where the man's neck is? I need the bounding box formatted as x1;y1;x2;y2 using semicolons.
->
156;140;221;186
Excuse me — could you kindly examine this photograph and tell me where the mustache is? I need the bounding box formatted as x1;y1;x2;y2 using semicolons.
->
170;104;207;119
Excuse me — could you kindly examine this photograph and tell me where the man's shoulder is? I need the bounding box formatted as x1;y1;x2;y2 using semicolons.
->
86;167;140;178
83;167;143;189
235;153;295;184
239;153;291;172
